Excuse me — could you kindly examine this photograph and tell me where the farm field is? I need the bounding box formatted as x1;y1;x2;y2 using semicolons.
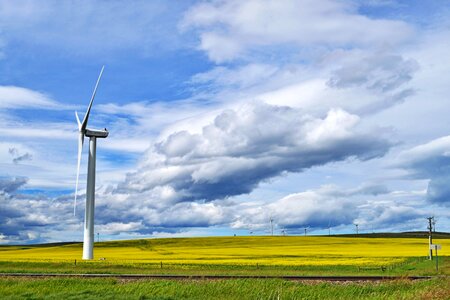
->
1;236;449;299
0;235;449;276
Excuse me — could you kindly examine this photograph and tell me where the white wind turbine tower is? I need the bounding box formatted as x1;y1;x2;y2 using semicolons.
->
74;66;109;260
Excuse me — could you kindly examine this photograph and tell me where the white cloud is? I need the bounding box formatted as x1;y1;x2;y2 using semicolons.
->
181;0;413;62
0;86;61;109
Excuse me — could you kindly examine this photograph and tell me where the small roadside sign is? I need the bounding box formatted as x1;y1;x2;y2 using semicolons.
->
430;244;442;272
430;244;442;250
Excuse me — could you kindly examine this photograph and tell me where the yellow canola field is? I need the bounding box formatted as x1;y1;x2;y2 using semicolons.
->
1;236;449;266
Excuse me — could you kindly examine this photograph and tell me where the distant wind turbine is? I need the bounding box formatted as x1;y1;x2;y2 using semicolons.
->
74;66;109;260
269;215;274;236
328;220;331;236
304;227;309;236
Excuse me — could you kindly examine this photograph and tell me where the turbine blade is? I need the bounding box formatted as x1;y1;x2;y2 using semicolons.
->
75;111;81;130
81;66;105;131
74;132;84;215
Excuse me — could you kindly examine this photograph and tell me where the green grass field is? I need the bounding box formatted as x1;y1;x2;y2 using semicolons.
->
0;277;449;300
1;235;449;299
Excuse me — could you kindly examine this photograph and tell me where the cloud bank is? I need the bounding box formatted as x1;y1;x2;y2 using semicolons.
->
118;102;391;204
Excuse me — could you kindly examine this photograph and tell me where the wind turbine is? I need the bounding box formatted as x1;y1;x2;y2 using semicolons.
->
74;66;109;260
327;220;331;236
269;215;274;236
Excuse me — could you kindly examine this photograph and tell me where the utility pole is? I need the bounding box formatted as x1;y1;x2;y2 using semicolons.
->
427;217;434;260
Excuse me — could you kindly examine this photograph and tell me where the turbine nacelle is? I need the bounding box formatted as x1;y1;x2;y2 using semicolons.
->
85;128;109;138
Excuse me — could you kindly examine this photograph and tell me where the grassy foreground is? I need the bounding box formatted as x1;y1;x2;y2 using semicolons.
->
0;277;449;300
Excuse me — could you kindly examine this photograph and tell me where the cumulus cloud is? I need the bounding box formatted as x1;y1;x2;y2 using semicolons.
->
117;102;391;205
181;0;413;62
397;135;450;205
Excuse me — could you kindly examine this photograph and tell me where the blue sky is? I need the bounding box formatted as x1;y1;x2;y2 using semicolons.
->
1;0;450;244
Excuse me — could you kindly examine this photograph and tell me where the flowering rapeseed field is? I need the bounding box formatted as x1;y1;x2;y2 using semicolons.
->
1;236;448;267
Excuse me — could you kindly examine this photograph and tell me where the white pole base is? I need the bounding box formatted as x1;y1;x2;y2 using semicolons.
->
82;137;96;260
